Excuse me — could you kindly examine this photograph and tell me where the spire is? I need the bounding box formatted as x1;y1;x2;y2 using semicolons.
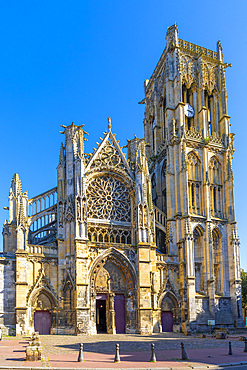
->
59;143;65;165
10;173;22;197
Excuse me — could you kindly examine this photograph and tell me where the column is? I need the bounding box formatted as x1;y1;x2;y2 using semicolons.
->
108;293;116;334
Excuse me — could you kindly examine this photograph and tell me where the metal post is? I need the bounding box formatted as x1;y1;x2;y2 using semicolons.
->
229;341;232;355
181;342;188;360
114;343;120;363
244;338;247;353
78;343;84;362
149;343;156;362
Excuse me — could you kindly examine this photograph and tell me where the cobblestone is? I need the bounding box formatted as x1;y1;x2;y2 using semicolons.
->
1;333;247;369
38;333;247;355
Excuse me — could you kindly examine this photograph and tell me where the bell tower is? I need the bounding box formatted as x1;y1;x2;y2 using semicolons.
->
142;24;243;331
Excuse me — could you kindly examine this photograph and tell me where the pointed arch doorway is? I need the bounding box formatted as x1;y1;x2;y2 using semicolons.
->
28;287;58;335
90;248;137;334
32;291;54;335
160;291;179;332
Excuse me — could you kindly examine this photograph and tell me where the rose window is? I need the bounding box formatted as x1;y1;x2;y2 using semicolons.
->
87;176;131;222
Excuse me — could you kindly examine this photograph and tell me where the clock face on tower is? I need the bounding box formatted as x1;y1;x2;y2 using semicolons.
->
184;103;194;118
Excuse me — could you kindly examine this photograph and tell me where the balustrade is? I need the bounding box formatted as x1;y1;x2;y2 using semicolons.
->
153;205;166;227
156;253;178;264
179;39;218;59
28;244;57;256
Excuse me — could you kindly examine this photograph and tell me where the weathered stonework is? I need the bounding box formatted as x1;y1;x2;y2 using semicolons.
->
0;24;243;335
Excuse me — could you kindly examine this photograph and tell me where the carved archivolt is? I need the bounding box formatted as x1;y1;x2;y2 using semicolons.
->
87;176;131;222
90;248;137;295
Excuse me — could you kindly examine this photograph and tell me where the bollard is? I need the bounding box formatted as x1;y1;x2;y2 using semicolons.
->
244;338;247;353
114;343;121;363
149;343;156;362
78;343;84;362
229;341;232;355
181;342;188;360
0;328;2;341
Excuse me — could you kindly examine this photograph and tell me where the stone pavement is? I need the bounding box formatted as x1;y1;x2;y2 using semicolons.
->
1;333;247;369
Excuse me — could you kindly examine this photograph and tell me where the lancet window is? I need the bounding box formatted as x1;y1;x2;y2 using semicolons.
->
163;97;166;141
204;90;219;136
193;226;204;293
152;118;156;152
88;225;131;245
209;157;222;218
212;228;222;294
151;174;157;206
187;152;202;215
161;157;167;215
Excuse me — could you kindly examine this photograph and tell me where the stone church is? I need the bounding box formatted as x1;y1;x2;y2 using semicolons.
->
0;24;243;336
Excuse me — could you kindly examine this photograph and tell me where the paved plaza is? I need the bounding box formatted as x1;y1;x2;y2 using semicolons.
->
1;332;247;369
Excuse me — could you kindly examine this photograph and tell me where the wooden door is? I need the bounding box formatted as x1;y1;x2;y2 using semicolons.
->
161;311;173;332
34;310;51;335
114;294;125;334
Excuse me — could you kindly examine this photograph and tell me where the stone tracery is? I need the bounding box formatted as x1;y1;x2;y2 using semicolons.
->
87;176;131;222
88;224;131;244
90;139;126;170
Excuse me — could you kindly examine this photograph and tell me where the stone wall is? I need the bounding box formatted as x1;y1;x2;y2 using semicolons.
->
0;258;16;335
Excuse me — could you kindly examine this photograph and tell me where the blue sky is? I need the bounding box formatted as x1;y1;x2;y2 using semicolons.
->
0;1;247;268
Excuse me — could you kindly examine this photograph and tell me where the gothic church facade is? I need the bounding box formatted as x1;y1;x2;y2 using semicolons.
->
0;24;243;336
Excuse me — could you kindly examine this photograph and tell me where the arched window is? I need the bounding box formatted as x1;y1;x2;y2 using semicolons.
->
204;89;218;136
163;97;166;141
187;152;201;215
209;157;222;218
152;118;155;152
151;173;157;206
161;157;167;214
193;226;204;293
212;228;222;294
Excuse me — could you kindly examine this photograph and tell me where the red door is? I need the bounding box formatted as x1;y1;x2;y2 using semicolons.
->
161;311;173;332
114;295;125;333
34;311;51;335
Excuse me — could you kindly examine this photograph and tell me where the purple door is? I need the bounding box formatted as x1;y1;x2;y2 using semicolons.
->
34;311;51;335
161;311;173;332
114;295;125;333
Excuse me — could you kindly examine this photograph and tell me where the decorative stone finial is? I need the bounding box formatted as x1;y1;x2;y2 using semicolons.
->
108;117;112;130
